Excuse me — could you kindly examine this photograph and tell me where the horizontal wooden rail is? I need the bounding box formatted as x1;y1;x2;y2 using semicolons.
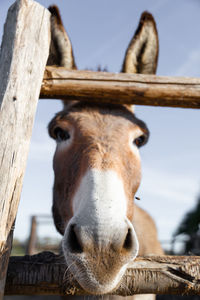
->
5;251;200;296
41;67;200;108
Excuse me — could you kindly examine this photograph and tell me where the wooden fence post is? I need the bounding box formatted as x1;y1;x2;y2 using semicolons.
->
0;0;50;298
26;216;37;255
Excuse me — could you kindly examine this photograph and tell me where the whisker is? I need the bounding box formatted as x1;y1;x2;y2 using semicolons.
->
62;261;76;282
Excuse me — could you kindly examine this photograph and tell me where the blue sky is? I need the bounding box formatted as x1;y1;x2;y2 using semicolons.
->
1;0;200;251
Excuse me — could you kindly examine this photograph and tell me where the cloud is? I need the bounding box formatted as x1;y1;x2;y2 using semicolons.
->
141;166;199;203
174;46;200;77
137;165;199;241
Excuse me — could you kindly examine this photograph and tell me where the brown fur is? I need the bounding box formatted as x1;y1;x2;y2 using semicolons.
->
49;103;149;233
47;5;163;296
134;206;163;255
122;11;159;74
47;5;77;68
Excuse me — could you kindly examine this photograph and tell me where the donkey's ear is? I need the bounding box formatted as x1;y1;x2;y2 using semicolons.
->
47;5;76;69
122;12;158;74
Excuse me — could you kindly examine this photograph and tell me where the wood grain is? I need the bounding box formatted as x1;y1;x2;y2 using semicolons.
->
0;0;50;298
5;252;200;296
41;67;200;108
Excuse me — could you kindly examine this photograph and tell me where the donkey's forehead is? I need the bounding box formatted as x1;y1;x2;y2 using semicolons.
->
49;103;149;134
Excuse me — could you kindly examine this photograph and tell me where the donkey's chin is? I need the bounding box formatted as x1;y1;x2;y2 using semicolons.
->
64;255;128;295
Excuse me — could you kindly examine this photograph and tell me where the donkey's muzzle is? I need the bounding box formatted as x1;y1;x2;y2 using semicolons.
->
64;219;138;261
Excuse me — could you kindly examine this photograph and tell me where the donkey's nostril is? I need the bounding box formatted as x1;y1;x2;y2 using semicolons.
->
67;224;83;253
123;228;133;251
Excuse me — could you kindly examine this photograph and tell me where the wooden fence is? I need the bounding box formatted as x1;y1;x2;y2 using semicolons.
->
41;67;200;108
5;252;200;296
0;0;200;298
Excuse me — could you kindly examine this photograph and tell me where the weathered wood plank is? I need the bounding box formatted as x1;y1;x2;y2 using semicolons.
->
5;252;200;296
41;67;200;108
0;0;50;298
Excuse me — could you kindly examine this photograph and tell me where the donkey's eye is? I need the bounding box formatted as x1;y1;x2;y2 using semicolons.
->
54;127;70;142
134;135;146;148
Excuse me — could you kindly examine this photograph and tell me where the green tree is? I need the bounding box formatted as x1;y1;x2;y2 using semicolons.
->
173;194;200;254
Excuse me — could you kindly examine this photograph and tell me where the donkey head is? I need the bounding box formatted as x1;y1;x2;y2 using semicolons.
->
48;6;158;294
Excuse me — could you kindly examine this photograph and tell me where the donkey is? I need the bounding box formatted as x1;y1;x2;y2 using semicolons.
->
47;5;163;298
